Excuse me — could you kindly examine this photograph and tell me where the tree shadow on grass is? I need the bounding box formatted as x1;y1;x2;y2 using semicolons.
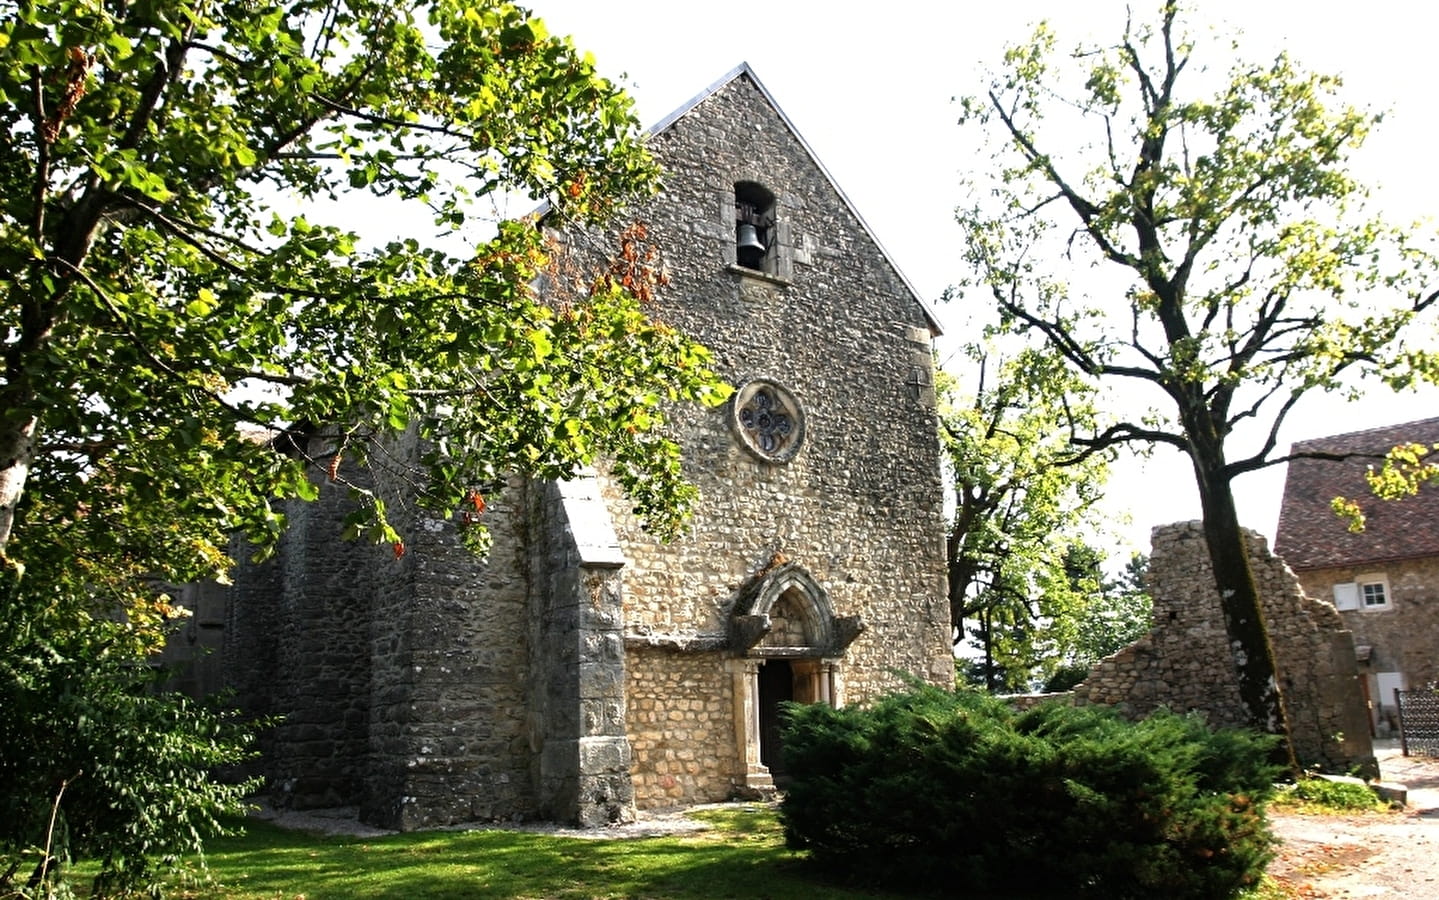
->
174;812;1073;900
173;815;903;899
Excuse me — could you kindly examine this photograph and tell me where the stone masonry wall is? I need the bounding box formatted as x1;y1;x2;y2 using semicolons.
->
528;476;634;827
157;580;230;699
260;477;376;810
1075;521;1373;772
1292;557;1439;728
626;649;740;809
562;72;954;808
222;450;538;829
361;475;536;830
597;73;951;805
222;532;283;778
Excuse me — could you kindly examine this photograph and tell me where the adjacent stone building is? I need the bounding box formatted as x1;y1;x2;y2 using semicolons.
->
218;64;954;830
1073;522;1374;774
1274;417;1439;737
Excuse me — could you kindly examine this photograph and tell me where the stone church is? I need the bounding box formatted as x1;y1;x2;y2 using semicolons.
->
203;63;955;831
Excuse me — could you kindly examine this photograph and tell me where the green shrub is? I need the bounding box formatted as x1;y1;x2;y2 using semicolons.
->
1042;663;1091;693
780;685;1282;900
1280;776;1387;811
0;561;261;898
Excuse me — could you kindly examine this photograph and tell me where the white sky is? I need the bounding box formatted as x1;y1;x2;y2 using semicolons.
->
516;0;1439;557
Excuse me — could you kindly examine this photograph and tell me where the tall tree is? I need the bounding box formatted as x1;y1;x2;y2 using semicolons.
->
942;340;1110;690
958;3;1439;754
1;0;728;578
1040;545;1152;692
0;1;726;892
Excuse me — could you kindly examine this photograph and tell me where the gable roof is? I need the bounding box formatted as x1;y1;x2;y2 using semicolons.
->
648;62;943;336
1273;416;1439;571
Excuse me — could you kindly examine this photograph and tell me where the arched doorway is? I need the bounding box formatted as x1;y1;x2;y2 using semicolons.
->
728;561;866;795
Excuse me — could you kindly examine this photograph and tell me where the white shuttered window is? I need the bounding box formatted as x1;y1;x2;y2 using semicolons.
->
1333;582;1361;610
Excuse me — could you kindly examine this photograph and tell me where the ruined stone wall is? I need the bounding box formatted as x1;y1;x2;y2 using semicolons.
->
1075;521;1373;772
603;72;952;738
625;648;740;809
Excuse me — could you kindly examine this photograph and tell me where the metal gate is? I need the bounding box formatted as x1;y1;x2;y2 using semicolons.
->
1395;689;1439;757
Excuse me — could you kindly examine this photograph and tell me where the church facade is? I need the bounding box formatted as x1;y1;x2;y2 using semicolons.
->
216;64;953;830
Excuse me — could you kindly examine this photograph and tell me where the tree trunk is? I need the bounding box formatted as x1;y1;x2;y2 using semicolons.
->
981;606;999;692
2;280;53;555
947;528;963;644
0;399;38;554
1189;444;1299;770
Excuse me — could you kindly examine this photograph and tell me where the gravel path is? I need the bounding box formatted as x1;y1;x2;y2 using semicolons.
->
249;799;720;840
1268;741;1439;898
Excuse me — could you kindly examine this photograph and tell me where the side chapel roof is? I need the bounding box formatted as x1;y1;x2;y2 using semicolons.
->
1273;416;1439;571
645;62;943;336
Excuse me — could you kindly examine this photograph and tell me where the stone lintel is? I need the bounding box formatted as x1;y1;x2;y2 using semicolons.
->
623;631;730;652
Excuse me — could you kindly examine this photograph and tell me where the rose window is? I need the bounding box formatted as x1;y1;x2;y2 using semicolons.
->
731;379;805;462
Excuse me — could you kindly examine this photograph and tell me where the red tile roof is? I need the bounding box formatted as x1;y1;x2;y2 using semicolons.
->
1273;417;1439;571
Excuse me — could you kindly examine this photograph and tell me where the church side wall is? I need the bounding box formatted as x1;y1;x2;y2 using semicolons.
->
222;444;541;830
263;479;376;809
222;533;284;776
363;480;537;830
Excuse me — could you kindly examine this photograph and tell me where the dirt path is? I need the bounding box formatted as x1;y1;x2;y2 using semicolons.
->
1268;744;1439;898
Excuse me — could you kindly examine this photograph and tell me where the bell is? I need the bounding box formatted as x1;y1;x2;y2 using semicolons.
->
736;222;766;268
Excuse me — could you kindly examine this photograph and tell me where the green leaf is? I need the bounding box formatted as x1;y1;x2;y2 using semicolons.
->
185;288;217;317
0;10;706;888
526;327;553;360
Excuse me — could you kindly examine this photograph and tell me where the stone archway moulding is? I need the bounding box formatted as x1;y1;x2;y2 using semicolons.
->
727;560;864;796
729;560;864;657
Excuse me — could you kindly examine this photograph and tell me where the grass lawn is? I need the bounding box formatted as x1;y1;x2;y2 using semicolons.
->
162;805;917;899
152;803;1298;899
